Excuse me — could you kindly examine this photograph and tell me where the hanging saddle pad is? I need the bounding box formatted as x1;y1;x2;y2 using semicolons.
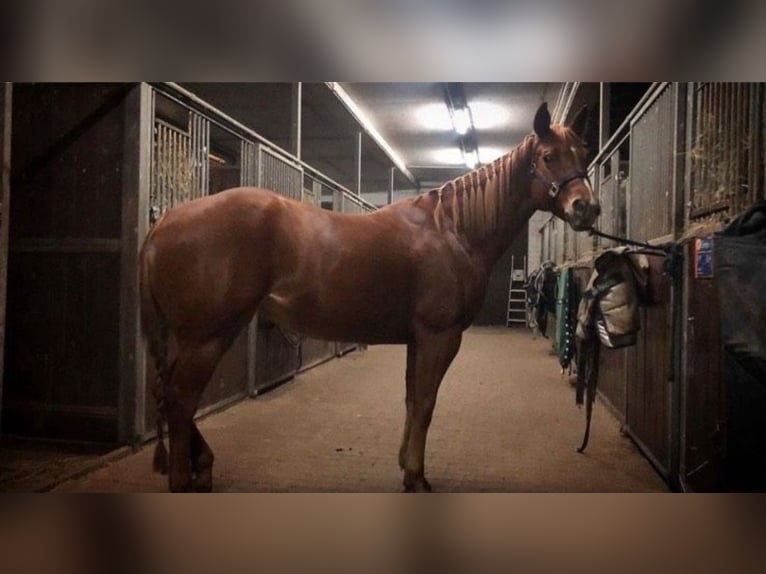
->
715;200;766;380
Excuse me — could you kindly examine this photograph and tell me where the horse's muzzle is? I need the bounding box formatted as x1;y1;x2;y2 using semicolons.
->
567;199;601;231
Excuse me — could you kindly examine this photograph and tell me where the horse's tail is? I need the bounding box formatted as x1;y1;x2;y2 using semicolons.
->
139;221;170;475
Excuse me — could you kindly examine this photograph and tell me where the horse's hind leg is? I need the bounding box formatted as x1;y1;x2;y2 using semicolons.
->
164;337;229;492
401;327;462;493
190;422;214;492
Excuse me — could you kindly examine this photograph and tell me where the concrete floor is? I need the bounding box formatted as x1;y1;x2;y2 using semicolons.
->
54;327;668;492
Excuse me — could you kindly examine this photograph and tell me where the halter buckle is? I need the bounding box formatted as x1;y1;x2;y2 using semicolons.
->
548;182;559;198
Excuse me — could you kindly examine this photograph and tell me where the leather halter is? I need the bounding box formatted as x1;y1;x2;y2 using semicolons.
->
530;161;590;198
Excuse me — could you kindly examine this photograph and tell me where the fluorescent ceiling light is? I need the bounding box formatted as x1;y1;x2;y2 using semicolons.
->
468;101;513;130
464;149;480;168
416;102;453;131
432;147;465;166
478;146;508;163
452;107;471;135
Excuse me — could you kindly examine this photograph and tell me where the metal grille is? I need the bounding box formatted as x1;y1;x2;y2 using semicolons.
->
541;218;555;263
630;84;676;241
240;140;259;186
563;217;575;262
596;138;630;248
341;192;367;214
301;175;321;207
150;113;209;222
259;146;302;200
540;222;549;262
552;217;565;263
576;166;598;257
688;82;764;223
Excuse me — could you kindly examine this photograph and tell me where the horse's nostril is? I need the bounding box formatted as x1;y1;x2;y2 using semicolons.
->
572;199;587;214
594;203;601;217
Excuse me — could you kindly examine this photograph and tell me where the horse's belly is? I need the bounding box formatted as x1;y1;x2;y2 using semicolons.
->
260;288;411;344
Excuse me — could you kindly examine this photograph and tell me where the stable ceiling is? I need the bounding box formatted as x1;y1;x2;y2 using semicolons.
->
340;83;562;189
182;82;563;201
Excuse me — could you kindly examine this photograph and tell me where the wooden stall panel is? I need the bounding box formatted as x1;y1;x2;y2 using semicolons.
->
598;348;628;422
625;257;672;477
10;84;127;240
4;84;127;444
682;243;724;491
4;252;121;443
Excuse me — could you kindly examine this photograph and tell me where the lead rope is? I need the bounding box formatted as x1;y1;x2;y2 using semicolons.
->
574;228;684;454
587;227;684;279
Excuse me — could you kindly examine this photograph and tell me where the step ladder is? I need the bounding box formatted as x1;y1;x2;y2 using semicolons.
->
506;255;528;327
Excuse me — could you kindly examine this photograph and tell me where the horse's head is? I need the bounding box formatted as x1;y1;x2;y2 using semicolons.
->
529;102;600;231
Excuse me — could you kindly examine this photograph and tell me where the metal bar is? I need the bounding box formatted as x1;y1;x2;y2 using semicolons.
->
551;82;571;124
684;82;695;225
559;81;581;125
704;82;712;211
172;126;178;207
669;83;688;489
196;113;203;198
673;83;687;239
715;83;723;210
247;317;258;397
741;82;749;207
389;167;395;205
167;125;174;206
721;83;739;209
355;131;362;196
203;118;209;196
291;82;302;161
749;83;762;207
119;82;152;443
599;83;610;149
191;114;197;198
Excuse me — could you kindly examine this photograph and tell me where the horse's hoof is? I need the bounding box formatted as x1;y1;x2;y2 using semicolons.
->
403;478;432;493
169;481;193;493
191;469;213;492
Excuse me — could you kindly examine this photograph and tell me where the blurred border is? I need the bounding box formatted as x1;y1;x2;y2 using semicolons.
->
3;0;766;80
1;494;765;574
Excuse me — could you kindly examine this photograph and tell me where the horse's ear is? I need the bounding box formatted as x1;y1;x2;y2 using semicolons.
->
569;104;589;139
533;102;552;139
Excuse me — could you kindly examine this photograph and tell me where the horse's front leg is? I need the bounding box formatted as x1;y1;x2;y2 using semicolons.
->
401;326;462;492
399;341;417;471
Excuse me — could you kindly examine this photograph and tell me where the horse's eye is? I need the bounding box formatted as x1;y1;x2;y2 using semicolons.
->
543;154;553;164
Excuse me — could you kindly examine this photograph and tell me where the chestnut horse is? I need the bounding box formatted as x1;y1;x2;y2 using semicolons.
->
139;102;599;492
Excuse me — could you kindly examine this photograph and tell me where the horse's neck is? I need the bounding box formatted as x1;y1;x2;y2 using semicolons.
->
441;145;537;267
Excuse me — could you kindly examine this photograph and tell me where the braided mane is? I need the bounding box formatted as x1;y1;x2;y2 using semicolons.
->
433;134;537;242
